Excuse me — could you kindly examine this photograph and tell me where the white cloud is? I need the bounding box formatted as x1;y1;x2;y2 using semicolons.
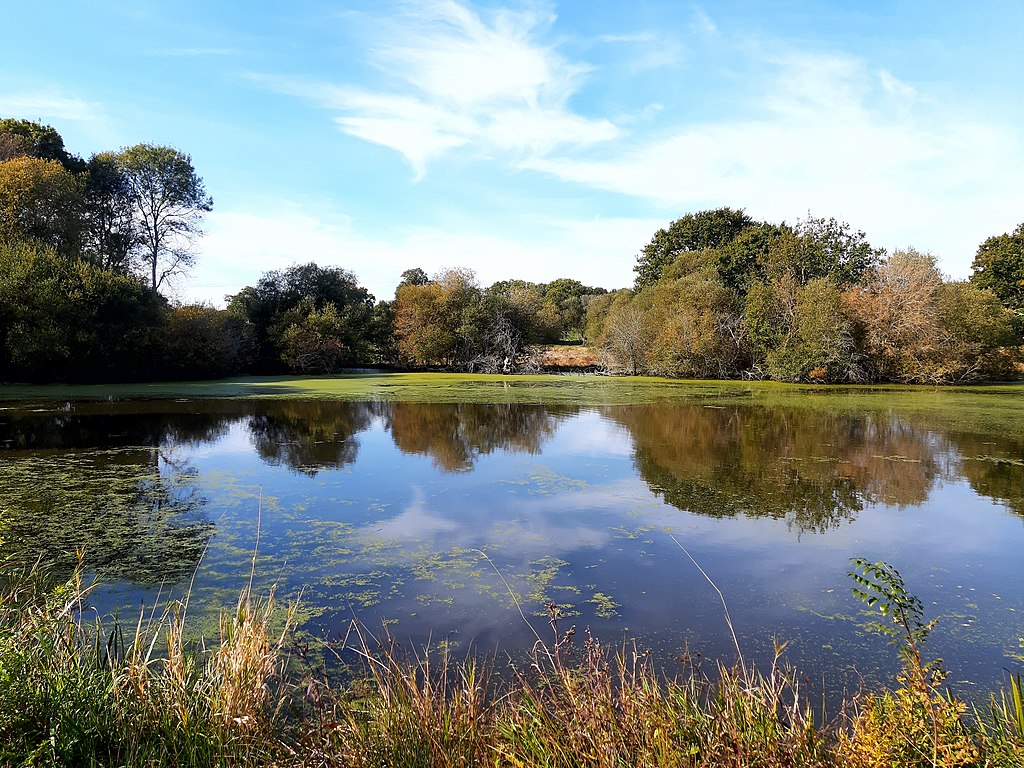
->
691;7;718;37
252;0;618;178
524;50;1024;276
0;92;106;124
238;8;1022;280
189;200;658;306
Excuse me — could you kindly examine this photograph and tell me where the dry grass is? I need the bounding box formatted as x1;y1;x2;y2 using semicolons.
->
540;344;602;369
2;558;1023;766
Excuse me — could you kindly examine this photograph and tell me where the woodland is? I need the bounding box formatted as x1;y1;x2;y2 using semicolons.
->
1;118;1021;384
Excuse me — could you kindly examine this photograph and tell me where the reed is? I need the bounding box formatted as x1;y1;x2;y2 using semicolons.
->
1;555;1022;766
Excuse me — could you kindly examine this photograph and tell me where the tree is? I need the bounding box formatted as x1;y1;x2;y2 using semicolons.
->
278;300;351;373
592;290;655;375
634;207;754;288
0;133;28;162
118;143;212;292
841;249;1012;384
82;152;134;272
845;249;943;382
0;118;81;171
397;267;430;289
0;156;84;256
157;304;243;379
227;262;375;370
0;240;161;382
393;268;482;367
763;215;883;286
645;268;746;379
971;223;1024;315
543;278;607;340
933;282;1018;381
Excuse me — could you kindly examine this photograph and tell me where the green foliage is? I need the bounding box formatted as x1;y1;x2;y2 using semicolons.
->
0;118;81;171
634;207;755;288
714;221;790;293
972;222;1024;316
394;268;483;367
0;563;288;766
82;151;134;272
934;281;1020;380
484;279;561;347
786;214;883;286
844;558;979;767
849;558;934;657
542;277;607;340
118;143;213;292
750;278;862;382
644;268;746;379
595;290;652;375
0;240;162;382
398;266;430;288
158;303;244;379
278;300;351;373
228;262;376;371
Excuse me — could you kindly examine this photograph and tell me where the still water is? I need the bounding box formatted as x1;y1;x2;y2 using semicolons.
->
1;377;1022;696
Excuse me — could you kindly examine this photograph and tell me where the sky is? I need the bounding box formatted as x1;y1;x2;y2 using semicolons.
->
3;0;1023;305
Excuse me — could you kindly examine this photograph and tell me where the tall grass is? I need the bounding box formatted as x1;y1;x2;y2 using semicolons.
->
0;558;293;766
1;557;1021;766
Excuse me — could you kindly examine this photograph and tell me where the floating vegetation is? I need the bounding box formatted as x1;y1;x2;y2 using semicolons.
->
587;591;620;618
1;379;1023;704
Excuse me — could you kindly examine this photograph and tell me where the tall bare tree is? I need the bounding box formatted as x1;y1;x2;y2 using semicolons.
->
118;144;212;292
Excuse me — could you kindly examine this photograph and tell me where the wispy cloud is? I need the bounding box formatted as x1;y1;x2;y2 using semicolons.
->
192;200;660;306
239;3;1021;277
251;0;618;178
524;49;1024;273
690;7;718;37
0;92;106;124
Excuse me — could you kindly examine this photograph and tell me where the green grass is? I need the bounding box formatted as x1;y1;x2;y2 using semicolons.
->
2;370;1023;405
2;561;1023;767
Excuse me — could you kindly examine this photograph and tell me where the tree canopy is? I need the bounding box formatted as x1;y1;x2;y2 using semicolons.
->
118;143;212;292
634;207;754;288
971;223;1024;314
227;262;377;372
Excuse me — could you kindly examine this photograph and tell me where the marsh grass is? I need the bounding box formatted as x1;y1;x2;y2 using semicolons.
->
0;557;294;766
1;557;1022;767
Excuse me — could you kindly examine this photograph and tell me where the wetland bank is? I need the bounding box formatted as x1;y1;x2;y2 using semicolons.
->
2;374;1023;688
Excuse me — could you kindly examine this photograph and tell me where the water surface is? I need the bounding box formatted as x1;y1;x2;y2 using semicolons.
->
1;376;1022;696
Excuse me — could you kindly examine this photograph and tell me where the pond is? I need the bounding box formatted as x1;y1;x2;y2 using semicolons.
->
1;374;1022;698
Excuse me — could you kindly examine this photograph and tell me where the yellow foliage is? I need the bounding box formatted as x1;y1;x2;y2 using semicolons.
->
837;672;978;767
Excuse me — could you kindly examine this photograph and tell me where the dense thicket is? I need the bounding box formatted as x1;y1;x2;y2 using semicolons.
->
392;269;605;371
0;117;1020;383
226;262;382;373
585;211;1021;383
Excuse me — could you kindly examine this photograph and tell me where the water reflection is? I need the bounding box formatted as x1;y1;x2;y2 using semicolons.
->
604;405;960;532
2;400;1023;562
385;402;576;471
248;400;378;475
0;447;213;584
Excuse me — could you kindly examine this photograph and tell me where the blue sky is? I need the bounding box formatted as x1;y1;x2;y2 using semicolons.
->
3;1;1022;304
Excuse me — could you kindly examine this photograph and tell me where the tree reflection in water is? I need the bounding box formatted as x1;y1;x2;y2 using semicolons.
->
2;396;1022;592
0;401;224;584
384;402;577;471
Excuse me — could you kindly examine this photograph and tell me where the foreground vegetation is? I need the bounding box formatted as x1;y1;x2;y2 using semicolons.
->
2;557;1021;767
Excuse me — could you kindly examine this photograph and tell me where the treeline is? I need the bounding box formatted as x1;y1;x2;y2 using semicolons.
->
586;208;1023;383
0;118;218;381
1;118;1022;383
